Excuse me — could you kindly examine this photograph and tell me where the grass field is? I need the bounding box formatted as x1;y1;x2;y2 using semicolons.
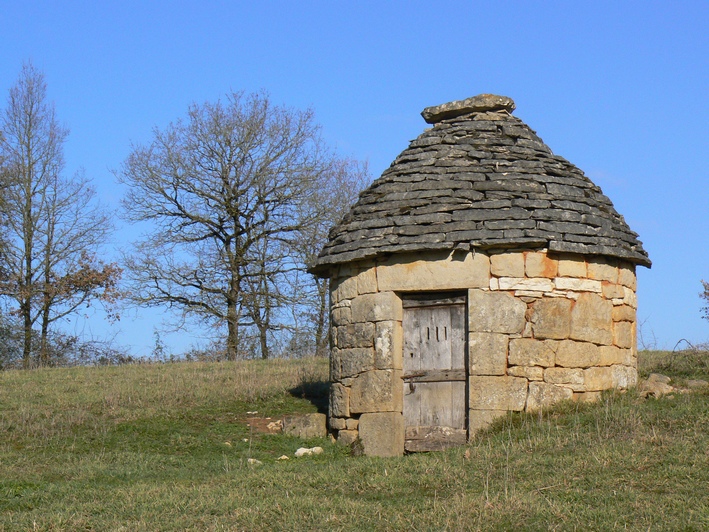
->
1;351;708;531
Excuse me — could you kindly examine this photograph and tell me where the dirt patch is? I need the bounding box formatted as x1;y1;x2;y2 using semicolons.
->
243;416;283;433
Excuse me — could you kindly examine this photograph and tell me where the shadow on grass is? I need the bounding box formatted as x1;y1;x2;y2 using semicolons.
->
288;379;330;414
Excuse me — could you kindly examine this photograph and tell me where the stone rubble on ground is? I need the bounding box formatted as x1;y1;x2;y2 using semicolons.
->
266;420;283;431
294;446;324;458
638;373;674;398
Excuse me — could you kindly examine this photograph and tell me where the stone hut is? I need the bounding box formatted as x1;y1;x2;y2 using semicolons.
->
308;94;651;457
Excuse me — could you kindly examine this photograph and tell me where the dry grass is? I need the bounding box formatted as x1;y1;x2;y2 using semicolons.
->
0;358;328;443
1;353;709;530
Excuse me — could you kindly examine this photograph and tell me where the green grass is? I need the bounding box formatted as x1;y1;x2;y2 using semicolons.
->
1;352;708;530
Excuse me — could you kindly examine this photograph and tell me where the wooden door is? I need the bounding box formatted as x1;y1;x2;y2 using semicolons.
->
403;293;467;452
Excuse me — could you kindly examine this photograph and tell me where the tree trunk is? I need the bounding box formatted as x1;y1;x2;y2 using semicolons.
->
21;300;32;369
226;300;239;361
259;325;269;360
40;301;50;366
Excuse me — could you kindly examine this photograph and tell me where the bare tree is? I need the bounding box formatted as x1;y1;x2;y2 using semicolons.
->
292;158;370;356
702;281;709;322
118;91;335;360
0;62;119;368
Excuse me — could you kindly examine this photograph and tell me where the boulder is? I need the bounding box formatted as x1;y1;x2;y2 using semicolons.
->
283;413;327;439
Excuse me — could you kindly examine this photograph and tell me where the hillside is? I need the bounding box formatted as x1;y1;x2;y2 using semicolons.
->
0;352;708;530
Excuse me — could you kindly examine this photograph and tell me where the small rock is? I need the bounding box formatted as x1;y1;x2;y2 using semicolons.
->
247;458;263;466
267;420;283;432
294;446;324;458
647;373;672;385
686;379;709;389
277;455;290;461
639;374;674;399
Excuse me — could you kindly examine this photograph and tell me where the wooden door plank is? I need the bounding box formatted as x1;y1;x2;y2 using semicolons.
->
450;303;466;370
418;381;452;427
403;308;421;373
450;381;466;428
403;369;467;382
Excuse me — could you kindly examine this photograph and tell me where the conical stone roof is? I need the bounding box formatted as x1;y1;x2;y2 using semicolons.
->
310;94;651;275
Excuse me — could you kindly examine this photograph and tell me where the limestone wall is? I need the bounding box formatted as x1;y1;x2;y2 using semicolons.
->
328;249;638;455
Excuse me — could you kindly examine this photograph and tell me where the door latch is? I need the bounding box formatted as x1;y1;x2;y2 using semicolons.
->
404;372;425;393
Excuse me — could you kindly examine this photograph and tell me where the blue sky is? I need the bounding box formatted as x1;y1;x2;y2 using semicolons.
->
1;1;707;355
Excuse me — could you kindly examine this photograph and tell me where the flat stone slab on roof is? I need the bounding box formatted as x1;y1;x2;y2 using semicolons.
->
422;94;516;123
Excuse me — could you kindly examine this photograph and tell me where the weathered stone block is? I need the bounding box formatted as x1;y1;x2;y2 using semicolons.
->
358;412;404;457
469;333;508;375
469;290;526;334
330;348;342;381
350;370;402;413
336;429;359;446
587;260;618;282
570;293;613;345
329;417;346;430
554;277;602;293
618;266;637;290
508;338;556;367
351;292;402;323
527;382;573;411
346;418;359;430
337;322;375;349
515;290;545;298
531;298;572;339
584;367;614;391
508;365;544;380
622;287;638;309
330;383;350;418
469;409;506;435
602;283;626;299
544;367;584;386
498;277;554;292
612;305;636;323
283;413;327;439
613;321;634;349
525;252;558;278
612;364;638;389
574;391;602;403
555;340;601;368
340;347;375;378
377;251;490;291
469;376;528;411
357;267;378;294
332;306;352;326
332;276;358;303
598;345;633;366
558;257;587;278
375;321;403;370
491;252;525;277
